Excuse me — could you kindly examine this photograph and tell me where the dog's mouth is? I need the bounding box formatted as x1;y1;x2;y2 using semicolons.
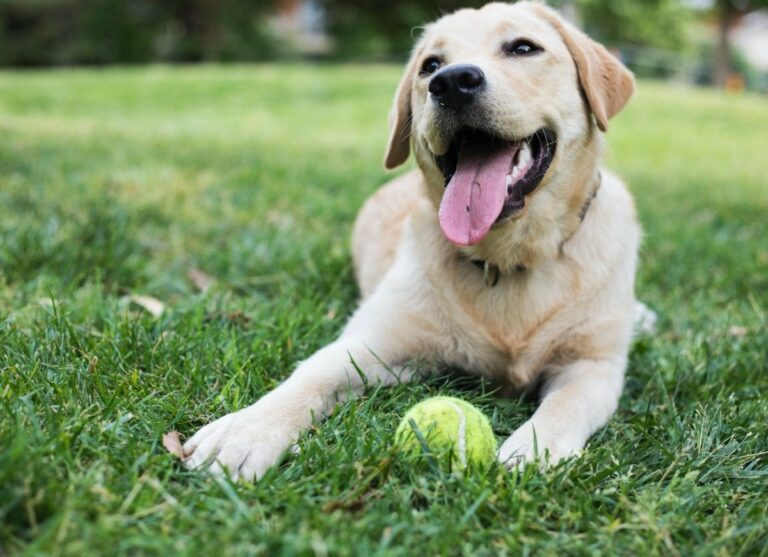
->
434;127;557;246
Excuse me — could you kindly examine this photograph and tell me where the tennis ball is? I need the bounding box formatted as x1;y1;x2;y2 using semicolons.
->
395;396;497;470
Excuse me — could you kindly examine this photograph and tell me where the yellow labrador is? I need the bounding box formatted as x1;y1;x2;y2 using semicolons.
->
183;1;642;480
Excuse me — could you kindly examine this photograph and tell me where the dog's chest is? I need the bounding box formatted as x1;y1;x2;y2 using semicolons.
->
431;264;576;388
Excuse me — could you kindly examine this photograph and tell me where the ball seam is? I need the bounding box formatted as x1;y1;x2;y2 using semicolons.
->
444;399;467;468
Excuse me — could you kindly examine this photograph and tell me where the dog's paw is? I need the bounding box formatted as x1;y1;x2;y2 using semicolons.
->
183;405;295;481
497;420;581;470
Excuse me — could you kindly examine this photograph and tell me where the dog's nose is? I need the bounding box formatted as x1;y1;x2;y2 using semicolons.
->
428;64;486;110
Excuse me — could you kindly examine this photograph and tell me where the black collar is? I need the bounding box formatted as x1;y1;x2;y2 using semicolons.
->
469;173;602;288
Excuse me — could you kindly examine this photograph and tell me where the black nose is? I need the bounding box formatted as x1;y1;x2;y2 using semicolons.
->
428;64;486;110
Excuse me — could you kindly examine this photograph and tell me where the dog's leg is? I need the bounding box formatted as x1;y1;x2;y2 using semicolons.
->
498;357;625;468
183;290;423;481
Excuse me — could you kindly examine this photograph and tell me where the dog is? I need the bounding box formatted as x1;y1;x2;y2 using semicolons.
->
181;1;642;480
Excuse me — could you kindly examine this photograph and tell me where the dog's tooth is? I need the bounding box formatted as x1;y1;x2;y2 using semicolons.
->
505;174;513;188
519;141;532;168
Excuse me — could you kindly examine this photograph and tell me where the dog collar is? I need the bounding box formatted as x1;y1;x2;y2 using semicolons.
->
576;172;601;223
470;172;602;288
470;259;520;287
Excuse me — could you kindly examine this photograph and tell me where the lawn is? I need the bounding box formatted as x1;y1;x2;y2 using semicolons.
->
1;65;767;556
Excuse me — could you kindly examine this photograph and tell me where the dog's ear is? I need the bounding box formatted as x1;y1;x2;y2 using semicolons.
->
534;5;634;132
384;47;422;169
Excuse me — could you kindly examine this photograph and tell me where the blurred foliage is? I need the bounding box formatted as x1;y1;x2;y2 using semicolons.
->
0;0;766;91
323;0;486;59
0;0;279;66
574;0;691;51
324;0;692;59
716;0;768;11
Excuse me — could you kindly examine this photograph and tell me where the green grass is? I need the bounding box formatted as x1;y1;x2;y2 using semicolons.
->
1;64;767;556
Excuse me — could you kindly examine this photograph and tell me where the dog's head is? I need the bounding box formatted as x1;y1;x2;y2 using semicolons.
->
384;2;634;250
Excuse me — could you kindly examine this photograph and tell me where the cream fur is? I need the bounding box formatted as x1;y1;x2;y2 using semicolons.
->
183;1;642;480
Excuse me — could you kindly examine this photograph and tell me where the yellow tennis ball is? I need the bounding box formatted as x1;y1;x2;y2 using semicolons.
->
395;396;497;470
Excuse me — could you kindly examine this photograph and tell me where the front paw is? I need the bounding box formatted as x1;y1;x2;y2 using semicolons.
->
497;420;581;470
183;406;295;481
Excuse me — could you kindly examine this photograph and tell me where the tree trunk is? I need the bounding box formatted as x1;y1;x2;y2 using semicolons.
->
714;1;734;88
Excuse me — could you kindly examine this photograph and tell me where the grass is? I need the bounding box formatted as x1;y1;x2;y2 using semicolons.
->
1;64;767;556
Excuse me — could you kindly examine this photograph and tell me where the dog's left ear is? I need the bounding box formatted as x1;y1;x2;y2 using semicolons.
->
384;46;423;169
534;5;635;132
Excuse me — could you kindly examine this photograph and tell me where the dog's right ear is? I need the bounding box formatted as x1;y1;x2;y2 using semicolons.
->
384;47;422;170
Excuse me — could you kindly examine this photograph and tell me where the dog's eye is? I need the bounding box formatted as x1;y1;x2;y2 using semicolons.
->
420;56;442;76
504;39;543;57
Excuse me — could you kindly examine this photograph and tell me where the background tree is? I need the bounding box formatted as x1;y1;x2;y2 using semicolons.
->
713;0;768;87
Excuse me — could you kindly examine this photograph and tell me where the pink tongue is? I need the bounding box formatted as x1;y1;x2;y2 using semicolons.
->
438;143;519;246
